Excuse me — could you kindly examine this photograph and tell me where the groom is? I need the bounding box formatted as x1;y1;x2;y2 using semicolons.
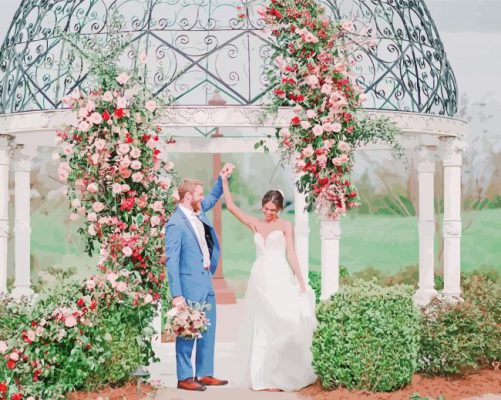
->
166;163;234;391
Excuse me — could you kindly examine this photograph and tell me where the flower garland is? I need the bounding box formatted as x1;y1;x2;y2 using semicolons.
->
0;36;177;399
260;0;401;218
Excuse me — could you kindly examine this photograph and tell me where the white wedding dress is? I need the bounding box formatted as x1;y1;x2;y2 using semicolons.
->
233;229;317;391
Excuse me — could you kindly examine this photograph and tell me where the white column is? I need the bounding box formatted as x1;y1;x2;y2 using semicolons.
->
414;146;438;305
294;187;309;281
11;145;36;299
0;135;13;295
320;218;341;301
441;138;465;299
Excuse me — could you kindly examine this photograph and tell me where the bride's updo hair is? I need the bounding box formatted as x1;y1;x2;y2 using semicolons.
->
261;190;284;211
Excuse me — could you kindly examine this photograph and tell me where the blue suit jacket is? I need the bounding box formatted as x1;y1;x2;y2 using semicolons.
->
165;177;223;303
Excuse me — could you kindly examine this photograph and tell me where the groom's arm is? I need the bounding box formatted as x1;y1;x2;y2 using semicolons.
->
201;176;223;213
165;224;183;299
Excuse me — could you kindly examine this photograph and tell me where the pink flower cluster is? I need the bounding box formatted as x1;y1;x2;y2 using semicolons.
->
262;0;364;218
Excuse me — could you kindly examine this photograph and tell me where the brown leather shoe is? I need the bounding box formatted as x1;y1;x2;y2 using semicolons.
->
196;376;229;386
177;378;207;391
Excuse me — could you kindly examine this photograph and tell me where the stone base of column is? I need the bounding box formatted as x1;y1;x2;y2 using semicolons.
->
213;277;236;304
442;290;462;301
413;288;437;306
11;286;34;299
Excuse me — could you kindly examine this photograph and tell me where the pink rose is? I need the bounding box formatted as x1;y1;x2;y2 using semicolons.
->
0;341;7;354
321;84;333;95
58;163;71;182
145;100;157;112
102;91;113;102
152;201;163;212
10;352;19;361
63;143;74;155
119;167;132;179
116;97;127;109
120;156;131;168
89;112;103;125
159;177;171;189
87;212;97;222
338;141;351;152
90;153;99;165
116;281;127;292
302;145;314;158
143;294;153;304
88;224;97;236
118;143;130;154
306;109;317;119
151;215;161;227
130;160;142;170
35;326;44;336
92;202;105;213
317;154;327;167
331;122;342;133
107;272;119;285
121;184;131;192
304;75;319;87
87;183;98;194
27;330;36;342
122;246;133;257
300;121;311;129
112;183;122;195
341;20;354;32
95;138;106;150
130;147;141;158
135;113;143;124
116;72;129;85
86;279;96;290
132;172;144;182
312;124;324;136
296;160;306;171
78;120;90;132
64;316;77;328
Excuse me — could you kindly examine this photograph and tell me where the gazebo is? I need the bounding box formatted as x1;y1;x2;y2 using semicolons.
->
0;0;466;306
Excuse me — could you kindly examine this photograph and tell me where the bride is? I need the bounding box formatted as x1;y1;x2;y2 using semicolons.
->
222;172;317;391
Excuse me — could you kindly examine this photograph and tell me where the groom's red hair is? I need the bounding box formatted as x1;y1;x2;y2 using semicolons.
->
178;179;203;201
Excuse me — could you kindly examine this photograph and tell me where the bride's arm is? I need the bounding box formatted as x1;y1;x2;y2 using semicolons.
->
284;222;307;292
222;176;257;231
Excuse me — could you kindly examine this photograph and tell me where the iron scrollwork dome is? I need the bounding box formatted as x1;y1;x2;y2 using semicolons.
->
0;0;457;116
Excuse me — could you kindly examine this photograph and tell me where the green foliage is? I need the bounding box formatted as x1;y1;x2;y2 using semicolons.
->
0;295;32;341
418;295;500;375
312;281;420;392
308;271;321;304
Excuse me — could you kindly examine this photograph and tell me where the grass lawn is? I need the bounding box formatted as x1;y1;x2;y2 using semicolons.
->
28;206;501;290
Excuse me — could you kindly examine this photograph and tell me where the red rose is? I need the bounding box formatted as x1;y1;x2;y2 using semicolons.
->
0;382;6;393
296;94;305;102
6;360;16;369
125;133;133;144
102;110;110;121
11;393;23;400
120;197;136;212
319;177;329;186
77;298;85;307
89;300;97;310
142;133;151;142
114;108;124;119
291;116;300;125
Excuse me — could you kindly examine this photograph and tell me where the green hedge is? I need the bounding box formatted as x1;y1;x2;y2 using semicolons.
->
312;281;420;391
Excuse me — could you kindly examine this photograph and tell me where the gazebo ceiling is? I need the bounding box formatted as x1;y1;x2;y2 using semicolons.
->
0;0;457;116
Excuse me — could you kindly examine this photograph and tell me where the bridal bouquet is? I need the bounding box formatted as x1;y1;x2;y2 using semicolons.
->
167;301;211;340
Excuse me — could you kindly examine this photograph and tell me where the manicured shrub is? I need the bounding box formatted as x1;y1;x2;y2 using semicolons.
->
312;281;420;392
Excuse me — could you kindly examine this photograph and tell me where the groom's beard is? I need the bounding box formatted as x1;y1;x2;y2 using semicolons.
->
191;200;201;213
